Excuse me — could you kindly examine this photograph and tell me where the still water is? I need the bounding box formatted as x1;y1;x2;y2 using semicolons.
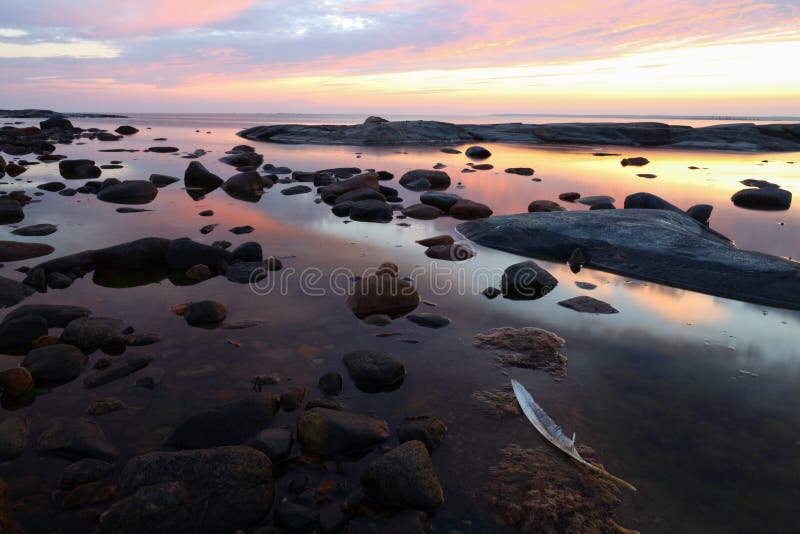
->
1;114;799;532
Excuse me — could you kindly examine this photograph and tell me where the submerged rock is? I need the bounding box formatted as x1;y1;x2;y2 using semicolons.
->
361;440;444;511
4;304;90;328
36;418;119;461
0;241;54;262
164;396;279;449
61;317;124;353
458;209;800;310
558;295;619;314
22;344;88;384
343;350;405;392
101;446;274;533
296;408;389;458
396;415;447;452
83;354;155;388
0;416;28;460
183;300;228;326
474;327;567;378
59;458;114;490
250;428;293;462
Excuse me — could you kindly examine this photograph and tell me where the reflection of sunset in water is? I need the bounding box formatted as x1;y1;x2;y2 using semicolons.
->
621;281;729;325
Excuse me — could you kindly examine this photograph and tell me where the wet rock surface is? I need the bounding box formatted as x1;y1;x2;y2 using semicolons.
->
297;408;389;458
361;440;444;511
474;327;567;378
459;209;800;310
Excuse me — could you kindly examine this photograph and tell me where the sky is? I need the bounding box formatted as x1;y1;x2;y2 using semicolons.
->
0;0;799;116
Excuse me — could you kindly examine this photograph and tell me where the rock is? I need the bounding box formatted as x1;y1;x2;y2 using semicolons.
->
576;195;615;207
685;203;713;225
336;187;384;203
441;147;461;154
558;295;619;314
0;202;25;224
280;386;307;412
472;163;493;170
10;224;57;236
637;173;657;178
222;171;264;201
505;167;534;176
575;281;597;290
0;416;28;460
416;234;454;247
406;313;451;328
41;117;74;131
297;408;389;458
184;161;222;194
501;260;558;300
364;116;389;124
0;275;28;309
465;146;491;159
251;428;293;462
200;224;217;235
165;237;232;271
115;125;138;135
232;242;262;262
91;237;172;270
96;180;158;204
22;268;46;292
59;458;114;490
474;327;567;377
149;173;180;187
399;170;451;190
147;146;179;153
396;416;447;452
22;344;87;384
419;191;460;211
275;501;318;531
528;200;564;212
402;204;443;220
4;304;90;327
83;354;155;388
623;191;682;213
589;202;615;210
731;187;792;210
105;446;274;533
183;300;227;326
281;184;312;195
230;225;254;235
86;397;124;415
349;199;393;223
164;396;279;449
483;287;501;299
620;156;649;166
0;368;34;398
448;199;492;220
36;418;119;461
37;182;66;192
61;317;124;353
346;272;420;318
361;440;444;510
0;241;54;262
0;315;48;353
59;159;101;179
318;372;343;396
343;350;405;391
459;209;800;309
331;200;353;216
319;172;381;203
219;151;263;168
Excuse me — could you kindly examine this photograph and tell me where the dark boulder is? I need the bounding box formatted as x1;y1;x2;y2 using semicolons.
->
731;187;792;210
22;344;88;384
501;260;558;300
114;125;139;135
349;199;393;223
0;315;48;354
297;408;389;458
449;199;492;220
59;159;101;179
222;171;264;201
91;237;171;270
465;146;491;159
149;173;180;187
343;350;405;392
96;180;158;205
361;440;444;511
399;170;451;190
623;192;682;213
165;238;232;271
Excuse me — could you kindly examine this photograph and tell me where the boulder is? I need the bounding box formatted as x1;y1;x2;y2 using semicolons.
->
165;238;232;271
449;199;492;220
620;156;649;166
114;125;139;135
361;440;444;510
3;304;90;328
402;204;443;220
59;159;101;179
0;416;28;460
458;209;800;310
183;300;228;326
424;243;475;261
96;180;158;204
281;185;312;195
59;458;115;491
219;151;263;168
184;161;223;192
505;167;534;176
319;173;381;203
0;315;48;353
232;242;262;262
103;446;274;533
416;234;454;247
349;199;392;222
335;187;384;203
297;408;389;458
399;170;451;190
36;418;119;461
61;317;124;353
318;372;343;396
164;396;280;449
40;117;74;131
0;368;34;398
419;191;460;211
465;146;491;159
10;224;57;237
501;260;558;300
149;173;180;187
557;295;619;314
527;200;564;213
364;116;389;124
343;350;405;391
346;272;420;318
0;241;54;262
83;354;155;388
250;428;293;462
222;171;264;201
22;344;88;384
731;187;792;210
91;237;171;270
623;192;682;213
397;415;447;452
686;204;713;225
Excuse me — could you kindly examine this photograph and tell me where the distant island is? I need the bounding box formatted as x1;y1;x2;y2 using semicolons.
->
239;117;800;151
0;109;126;119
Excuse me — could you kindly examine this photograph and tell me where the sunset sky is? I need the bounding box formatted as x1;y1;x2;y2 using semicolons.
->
1;0;799;115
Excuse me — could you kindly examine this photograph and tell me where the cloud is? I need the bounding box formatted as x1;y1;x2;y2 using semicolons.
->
0;39;118;59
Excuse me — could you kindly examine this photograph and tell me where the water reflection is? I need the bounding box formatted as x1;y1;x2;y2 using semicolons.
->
1;116;799;532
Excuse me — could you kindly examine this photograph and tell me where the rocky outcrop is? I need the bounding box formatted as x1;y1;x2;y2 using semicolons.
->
458;209;800;310
238;120;800;151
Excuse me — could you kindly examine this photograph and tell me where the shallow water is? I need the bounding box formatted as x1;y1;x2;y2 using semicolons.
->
1;114;799;532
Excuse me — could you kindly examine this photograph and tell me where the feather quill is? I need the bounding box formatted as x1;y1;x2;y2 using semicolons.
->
511;379;637;492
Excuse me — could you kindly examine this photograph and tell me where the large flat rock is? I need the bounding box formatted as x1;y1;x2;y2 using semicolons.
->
238;120;800;151
457;210;800;310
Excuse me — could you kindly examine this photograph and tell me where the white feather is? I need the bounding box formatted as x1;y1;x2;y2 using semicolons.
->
511;379;637;492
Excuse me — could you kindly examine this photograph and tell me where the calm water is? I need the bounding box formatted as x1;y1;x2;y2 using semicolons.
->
1;114;799;532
